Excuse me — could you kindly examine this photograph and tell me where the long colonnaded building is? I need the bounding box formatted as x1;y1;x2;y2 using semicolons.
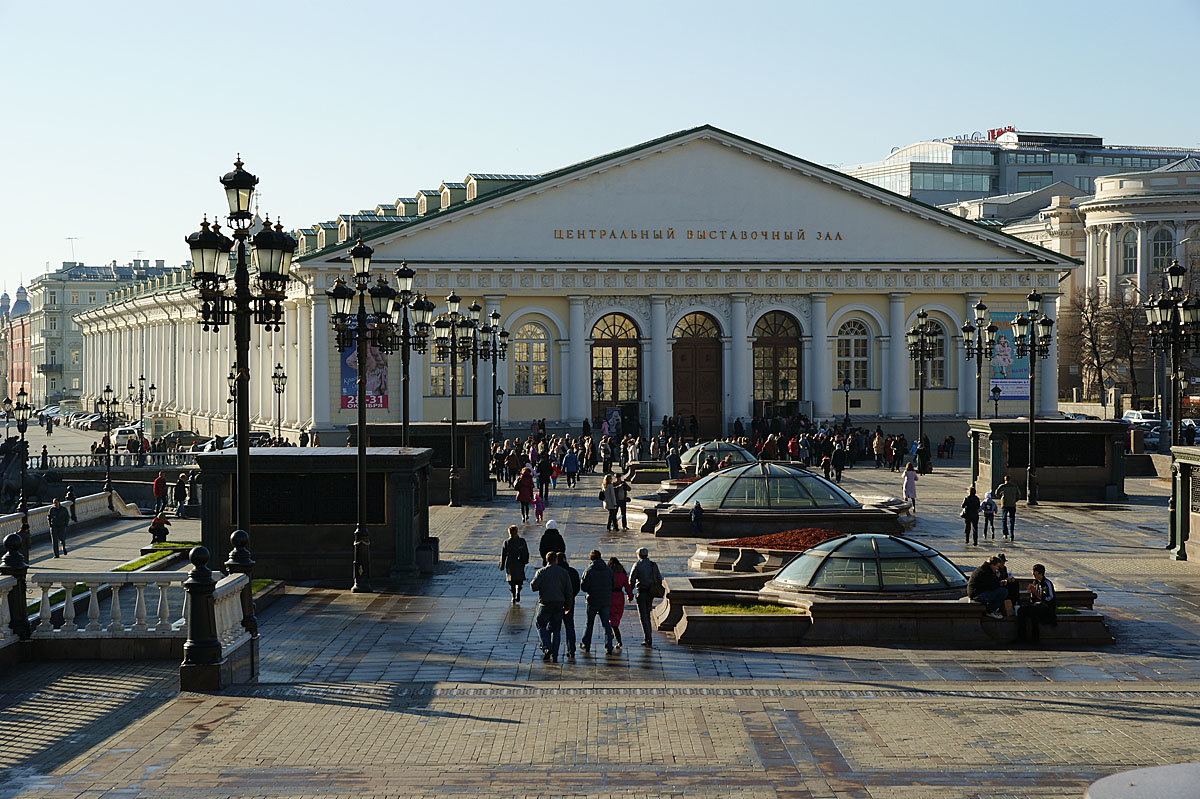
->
77;126;1077;439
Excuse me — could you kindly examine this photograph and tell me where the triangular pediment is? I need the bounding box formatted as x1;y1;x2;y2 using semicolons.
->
299;126;1076;269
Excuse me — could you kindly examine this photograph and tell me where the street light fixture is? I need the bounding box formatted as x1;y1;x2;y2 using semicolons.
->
3;388;32;557
1143;259;1196;560
271;364;287;442
128;375;156;440
326;238;399;593
387;262;432;448
906;309;940;446
962;300;998;480
432;294;477;507
99;384;120;510
1011;289;1055;506
187;156;296;538
841;377;852;428
473;309;509;443
990;385;1002;418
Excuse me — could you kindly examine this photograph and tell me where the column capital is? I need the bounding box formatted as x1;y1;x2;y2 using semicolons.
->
567;294;589;304
810;292;833;301
730;292;751;301
965;292;985;303
482;294;507;303
887;291;911;301
649;294;669;305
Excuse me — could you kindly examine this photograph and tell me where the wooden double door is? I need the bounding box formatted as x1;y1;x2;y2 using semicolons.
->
672;338;723;438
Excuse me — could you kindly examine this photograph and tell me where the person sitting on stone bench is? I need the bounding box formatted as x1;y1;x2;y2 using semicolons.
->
1016;563;1056;644
968;556;1012;619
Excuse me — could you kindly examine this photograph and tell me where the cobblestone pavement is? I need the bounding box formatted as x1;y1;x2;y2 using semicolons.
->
3;458;1199;798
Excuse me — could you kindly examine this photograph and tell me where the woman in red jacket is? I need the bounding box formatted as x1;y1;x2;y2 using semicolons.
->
514;466;536;524
607;556;634;649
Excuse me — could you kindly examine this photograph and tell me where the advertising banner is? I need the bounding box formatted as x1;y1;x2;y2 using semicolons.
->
989;311;1029;401
339;322;389;409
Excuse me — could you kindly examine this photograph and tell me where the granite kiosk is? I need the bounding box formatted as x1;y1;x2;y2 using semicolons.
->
969;419;1126;502
196;447;432;584
348;421;493;505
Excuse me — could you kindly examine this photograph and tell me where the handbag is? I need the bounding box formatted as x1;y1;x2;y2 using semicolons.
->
598;490;606;501
650;578;666;598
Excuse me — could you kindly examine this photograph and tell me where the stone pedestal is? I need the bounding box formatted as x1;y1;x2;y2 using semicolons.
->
349;422;493;505
969;419;1127;502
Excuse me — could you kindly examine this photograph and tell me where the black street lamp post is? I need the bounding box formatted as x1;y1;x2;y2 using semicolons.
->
3;388;32;558
962;300;998;481
433;294;476;507
1143;261;1195;559
128;375;156;434
271;365;286;442
187;156;296;538
388;263;433;448
474;309;509;443
467;302;482;422
841;377;852;428
991;385;1002;418
906;309;940;445
1011;289;1055;506
99;384;119;510
327;239;400;593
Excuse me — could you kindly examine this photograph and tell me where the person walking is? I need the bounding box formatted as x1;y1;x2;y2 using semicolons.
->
665;448;682;479
538;520;566;564
980;491;998;539
613;475;630;531
514;466;535;524
499;525;530;604
151;471;168;516
298;429;309;448
580;549;616;654
961;484;981;546
601;474;620;531
64;486;77;522
536;451;553;501
560;553;581;658
608;556;633;649
48;498;70;557
994;475;1022;541
629;547;663;647
563;448;579;489
530;552;571;663
902;462;919;513
173;473;189;514
831;445;846;483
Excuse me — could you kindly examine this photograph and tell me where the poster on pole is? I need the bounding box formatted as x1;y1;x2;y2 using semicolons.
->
989;311;1029;401
340;322;389;409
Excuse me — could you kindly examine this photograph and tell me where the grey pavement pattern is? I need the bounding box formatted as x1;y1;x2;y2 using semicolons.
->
2;456;1199;797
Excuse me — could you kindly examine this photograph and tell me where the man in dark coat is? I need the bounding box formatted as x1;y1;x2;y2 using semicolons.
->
530;552;571;663
538;520;565;563
559;553;581;659
629;547;663;647
48;498;71;557
967;556;1010;617
580;549;615;654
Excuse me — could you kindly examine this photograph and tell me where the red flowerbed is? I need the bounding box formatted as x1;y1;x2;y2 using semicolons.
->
709;528;841;551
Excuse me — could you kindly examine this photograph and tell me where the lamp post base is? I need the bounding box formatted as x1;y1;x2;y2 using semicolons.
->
448;468;460;507
1026;467;1039;506
351;525;373;593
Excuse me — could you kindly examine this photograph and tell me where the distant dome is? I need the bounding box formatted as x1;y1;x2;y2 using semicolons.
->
769;533;967;595
10;286;29;316
680;441;756;467
670;462;856;510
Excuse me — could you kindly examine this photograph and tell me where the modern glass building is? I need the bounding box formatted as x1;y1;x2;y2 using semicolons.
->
843;130;1200;205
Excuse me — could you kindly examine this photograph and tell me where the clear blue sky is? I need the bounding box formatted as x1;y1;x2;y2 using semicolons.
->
1;0;1197;287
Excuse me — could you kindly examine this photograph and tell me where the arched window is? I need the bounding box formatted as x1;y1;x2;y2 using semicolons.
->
430;350;468;397
836;320;870;389
672;312;721;338
1097;231;1108;275
590;313;640;409
1121;230;1138;274
753;312;802;408
512;322;550;395
1152;228;1175;272
927;321;948;388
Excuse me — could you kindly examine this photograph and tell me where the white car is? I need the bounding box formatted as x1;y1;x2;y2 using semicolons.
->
112;426;141;448
1123;410;1161;425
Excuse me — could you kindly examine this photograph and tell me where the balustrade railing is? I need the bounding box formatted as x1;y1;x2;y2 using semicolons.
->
0;491;116;538
0;575;16;645
27;572;187;637
41;452;198;470
212;573;251;649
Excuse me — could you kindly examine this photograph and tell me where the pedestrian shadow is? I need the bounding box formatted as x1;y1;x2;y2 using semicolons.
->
226;681;522;725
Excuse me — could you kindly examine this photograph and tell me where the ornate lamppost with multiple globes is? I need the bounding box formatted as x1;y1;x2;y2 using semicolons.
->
2;389;32;557
906;309;940;446
1011;290;1055;506
271;364;286;442
326;238;399;593
388;262;433;447
186;156;296;536
473;310;509;442
1143;260;1195;559
962;300;998;481
841;377;852;428
432;294;476;507
99;384;121;510
128;375;156;433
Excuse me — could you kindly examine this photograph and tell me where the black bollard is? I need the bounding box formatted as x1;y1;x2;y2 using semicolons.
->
182;546;220;667
224;530;257;638
0;532;31;641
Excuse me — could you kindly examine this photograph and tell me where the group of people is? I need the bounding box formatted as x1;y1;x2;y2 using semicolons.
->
959;475;1022;545
500;522;663;663
967;554;1056;643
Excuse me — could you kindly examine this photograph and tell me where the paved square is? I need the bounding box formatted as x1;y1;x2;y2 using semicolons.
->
3;458;1199;798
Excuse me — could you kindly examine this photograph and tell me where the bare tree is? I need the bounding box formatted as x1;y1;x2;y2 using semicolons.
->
1064;289;1116;401
1104;291;1148;406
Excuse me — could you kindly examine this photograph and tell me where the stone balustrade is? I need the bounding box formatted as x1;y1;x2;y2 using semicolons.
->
0;491;118;538
28;572;187;637
41;452;197;470
0;575;16;645
213;573;251;650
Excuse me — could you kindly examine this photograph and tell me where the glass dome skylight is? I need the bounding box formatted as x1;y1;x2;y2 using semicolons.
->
770;534;968;593
679;441;757;467
670;462;856;509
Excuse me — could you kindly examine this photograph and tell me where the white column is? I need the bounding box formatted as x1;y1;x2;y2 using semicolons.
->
1107;226;1121;301
886;292;910;417
962;293;983;418
649;295;670;425
809;293;832;418
1136;223;1150;297
310;295;331;431
284;304;298;426
729;293;750;428
801;336;813;410
1041;292;1060;416
567;296;590;423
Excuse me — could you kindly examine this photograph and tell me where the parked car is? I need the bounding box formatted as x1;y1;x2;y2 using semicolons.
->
222;432;272;448
1123;410;1161;425
112;426;141;448
84;417;111;431
161;430;205;450
72;413;101;429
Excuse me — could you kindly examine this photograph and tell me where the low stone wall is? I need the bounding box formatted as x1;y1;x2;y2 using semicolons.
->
652;506;904;538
